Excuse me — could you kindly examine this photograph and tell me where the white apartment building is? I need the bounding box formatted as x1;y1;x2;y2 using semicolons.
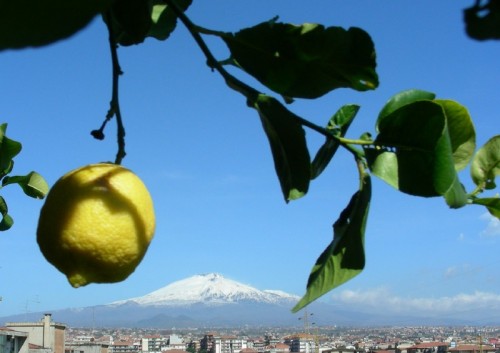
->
142;336;165;352
214;337;248;353
284;334;316;353
162;335;185;351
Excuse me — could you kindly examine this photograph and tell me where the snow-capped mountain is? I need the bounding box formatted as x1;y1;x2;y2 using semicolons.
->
111;273;300;306
0;273;310;327
1;273;487;327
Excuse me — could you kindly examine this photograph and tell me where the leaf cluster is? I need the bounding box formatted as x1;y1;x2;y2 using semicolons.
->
0;124;49;230
291;89;500;311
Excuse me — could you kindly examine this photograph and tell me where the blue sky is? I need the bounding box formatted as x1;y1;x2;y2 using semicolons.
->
1;0;499;323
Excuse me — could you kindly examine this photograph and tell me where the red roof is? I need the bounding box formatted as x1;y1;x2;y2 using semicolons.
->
409;343;448;349
449;345;496;352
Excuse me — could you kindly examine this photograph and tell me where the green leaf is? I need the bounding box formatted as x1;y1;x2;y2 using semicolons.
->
253;94;310;202
0;213;13;231
472;197;500;219
293;174;371;312
311;105;359;179
0;123;22;175
471;135;500;189
435;99;476;171
377;89;436;127
0;195;7;215
147;0;192;41
222;21;378;99
105;0;192;46
3;171;49;199
366;101;468;207
443;177;468;209
0;0;112;50
0;196;13;231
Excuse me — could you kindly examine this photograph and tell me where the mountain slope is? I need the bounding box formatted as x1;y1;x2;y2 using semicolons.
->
2;273;493;327
111;273;299;306
0;273;306;327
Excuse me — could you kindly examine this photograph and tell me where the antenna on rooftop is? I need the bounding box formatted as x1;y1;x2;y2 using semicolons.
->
298;310;319;353
298;309;313;335
24;295;40;321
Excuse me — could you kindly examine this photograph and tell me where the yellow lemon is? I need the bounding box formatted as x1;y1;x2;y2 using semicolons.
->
37;163;155;288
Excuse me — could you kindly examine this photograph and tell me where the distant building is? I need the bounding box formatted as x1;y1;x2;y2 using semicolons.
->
321;348;357;353
5;314;65;353
66;342;109;353
110;340;140;353
240;348;258;353
406;342;448;353
186;340;199;353
448;345;497;353
201;334;217;353
214;336;247;353
284;334;316;353
142;336;165;352
94;337;114;346
164;335;185;351
264;343;290;353
396;341;417;353
0;327;29;353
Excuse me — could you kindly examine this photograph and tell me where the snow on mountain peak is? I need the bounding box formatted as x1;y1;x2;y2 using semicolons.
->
112;273;299;306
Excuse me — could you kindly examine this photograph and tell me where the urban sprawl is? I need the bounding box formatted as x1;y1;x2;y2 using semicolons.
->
2;314;500;353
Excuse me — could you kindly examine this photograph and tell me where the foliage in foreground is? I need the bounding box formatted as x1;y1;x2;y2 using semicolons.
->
0;124;48;231
0;0;499;311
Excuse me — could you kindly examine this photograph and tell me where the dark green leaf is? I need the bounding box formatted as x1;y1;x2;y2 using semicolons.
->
377;89;436;127
105;0;192;46
0;196;7;215
366;101;467;207
3;171;49;199
311;139;338;181
311;105;359;179
104;0;152;46
472;197;500;219
0;196;13;231
0;123;22;175
147;0;192;41
435;99;476;171
292;174;371;312
464;0;500;41
471;135;500;189
253;95;310;202
0;0;112;50
0;213;13;231
222;22;378;99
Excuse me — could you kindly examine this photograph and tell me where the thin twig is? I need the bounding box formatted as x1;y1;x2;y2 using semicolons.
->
164;0;260;103
94;12;126;165
164;0;335;135
108;27;127;165
164;0;373;164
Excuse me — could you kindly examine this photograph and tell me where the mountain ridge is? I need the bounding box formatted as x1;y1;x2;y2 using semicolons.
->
110;273;300;307
2;273;498;327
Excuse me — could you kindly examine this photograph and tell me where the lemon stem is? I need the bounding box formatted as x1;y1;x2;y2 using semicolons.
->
91;11;127;165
